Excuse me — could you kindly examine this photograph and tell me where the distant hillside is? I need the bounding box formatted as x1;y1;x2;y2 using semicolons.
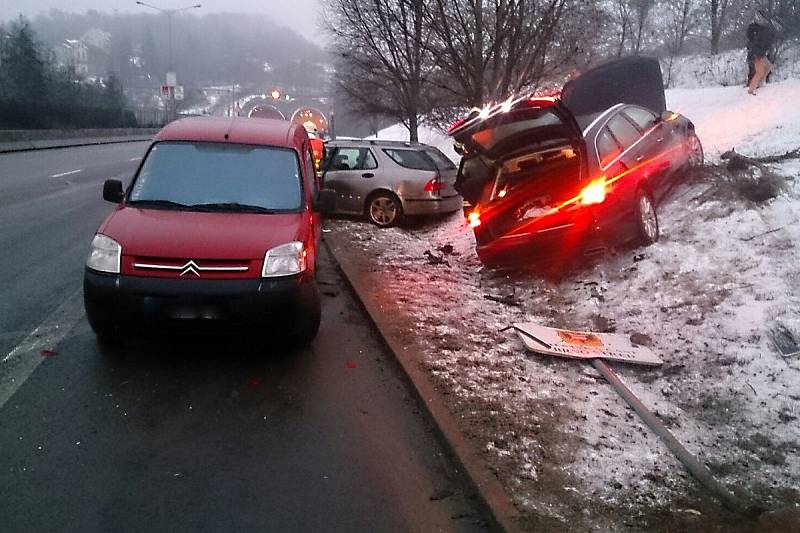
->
22;9;328;88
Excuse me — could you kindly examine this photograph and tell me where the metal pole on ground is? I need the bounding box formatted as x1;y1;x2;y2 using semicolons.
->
591;358;763;516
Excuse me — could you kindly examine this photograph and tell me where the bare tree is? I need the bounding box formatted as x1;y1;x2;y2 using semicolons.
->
325;0;433;141
707;0;731;54
631;0;655;53
609;0;636;56
659;0;700;86
426;0;570;108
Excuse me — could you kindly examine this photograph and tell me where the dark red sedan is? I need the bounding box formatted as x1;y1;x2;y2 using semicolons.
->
449;57;703;266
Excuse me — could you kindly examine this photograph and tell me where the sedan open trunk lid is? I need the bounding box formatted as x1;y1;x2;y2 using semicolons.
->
450;98;583;160
561;56;666;117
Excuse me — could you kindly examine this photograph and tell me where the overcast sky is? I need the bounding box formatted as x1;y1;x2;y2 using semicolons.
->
1;0;325;41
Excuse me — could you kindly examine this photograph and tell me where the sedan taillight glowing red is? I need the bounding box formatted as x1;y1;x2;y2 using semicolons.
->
468;211;481;228
579;178;608;206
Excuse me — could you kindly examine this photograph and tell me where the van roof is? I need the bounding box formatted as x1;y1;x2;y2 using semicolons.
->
155;116;306;148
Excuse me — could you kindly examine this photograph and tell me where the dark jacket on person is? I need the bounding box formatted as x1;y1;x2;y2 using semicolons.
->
748;22;776;58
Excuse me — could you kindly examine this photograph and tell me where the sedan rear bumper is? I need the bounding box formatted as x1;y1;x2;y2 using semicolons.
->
474;215;634;266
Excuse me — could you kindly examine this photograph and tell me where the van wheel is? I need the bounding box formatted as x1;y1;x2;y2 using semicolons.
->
635;189;659;245
366;192;402;227
290;284;321;346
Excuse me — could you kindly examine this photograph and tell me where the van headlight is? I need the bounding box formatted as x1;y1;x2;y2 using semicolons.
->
86;234;122;273
262;241;306;277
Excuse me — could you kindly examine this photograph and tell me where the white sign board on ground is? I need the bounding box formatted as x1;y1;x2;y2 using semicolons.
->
174;85;184;101
166;71;177;87
514;322;663;366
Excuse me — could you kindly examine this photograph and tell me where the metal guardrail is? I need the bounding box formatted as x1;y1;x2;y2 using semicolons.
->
0;129;159;153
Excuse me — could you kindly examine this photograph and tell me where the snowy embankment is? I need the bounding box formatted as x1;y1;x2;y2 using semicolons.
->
334;77;800;529
663;42;800;89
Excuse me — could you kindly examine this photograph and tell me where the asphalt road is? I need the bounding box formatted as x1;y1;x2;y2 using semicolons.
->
0;143;489;532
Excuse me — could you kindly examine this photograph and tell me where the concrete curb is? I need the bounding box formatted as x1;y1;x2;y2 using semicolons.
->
0;137;153;154
324;234;523;533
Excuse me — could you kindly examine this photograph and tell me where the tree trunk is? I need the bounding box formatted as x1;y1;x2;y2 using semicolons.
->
408;113;419;143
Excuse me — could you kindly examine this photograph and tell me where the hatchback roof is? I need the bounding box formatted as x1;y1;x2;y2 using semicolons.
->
155;116;306;148
327;139;428;149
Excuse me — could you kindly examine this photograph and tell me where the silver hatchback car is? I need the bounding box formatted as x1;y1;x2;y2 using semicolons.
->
322;140;463;227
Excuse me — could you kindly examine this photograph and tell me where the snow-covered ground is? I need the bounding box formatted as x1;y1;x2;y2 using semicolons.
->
329;77;800;529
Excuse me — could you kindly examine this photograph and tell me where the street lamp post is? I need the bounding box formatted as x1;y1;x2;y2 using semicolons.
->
135;1;201;122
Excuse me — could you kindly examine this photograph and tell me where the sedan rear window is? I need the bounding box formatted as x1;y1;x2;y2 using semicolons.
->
624;107;657;131
129;142;303;212
607;115;642;149
597;128;623;167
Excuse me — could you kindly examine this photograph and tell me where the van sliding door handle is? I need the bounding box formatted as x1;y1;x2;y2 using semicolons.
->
361;173;375;178
656;137;664;143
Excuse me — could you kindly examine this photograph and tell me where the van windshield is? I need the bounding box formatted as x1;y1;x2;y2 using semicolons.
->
129;142;303;212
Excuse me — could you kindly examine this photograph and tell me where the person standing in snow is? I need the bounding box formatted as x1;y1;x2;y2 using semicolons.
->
747;11;777;95
745;22;758;86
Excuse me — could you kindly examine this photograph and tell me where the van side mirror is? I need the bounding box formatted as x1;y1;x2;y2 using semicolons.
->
315;188;336;214
103;179;124;203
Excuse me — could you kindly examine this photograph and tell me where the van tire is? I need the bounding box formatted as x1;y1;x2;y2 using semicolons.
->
290;284;321;346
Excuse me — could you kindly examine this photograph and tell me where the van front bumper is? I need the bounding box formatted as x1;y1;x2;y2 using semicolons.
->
83;269;319;334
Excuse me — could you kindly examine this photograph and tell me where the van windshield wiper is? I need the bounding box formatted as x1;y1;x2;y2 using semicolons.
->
127;199;193;210
188;202;276;214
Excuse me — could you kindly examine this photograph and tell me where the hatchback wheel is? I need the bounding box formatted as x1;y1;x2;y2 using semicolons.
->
686;132;704;168
635;189;659;245
367;193;402;227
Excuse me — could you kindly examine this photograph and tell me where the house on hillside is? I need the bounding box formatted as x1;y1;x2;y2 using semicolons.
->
53;39;89;76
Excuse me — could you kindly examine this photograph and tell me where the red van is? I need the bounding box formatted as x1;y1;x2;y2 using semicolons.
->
83;117;335;343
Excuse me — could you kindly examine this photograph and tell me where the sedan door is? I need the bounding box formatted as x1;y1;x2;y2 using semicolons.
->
604;113;652;194
323;147;379;214
621;106;680;201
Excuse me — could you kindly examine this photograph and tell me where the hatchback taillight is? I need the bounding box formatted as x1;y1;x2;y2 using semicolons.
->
424;176;441;193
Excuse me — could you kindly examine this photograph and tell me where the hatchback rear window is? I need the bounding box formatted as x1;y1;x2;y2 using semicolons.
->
129;142;302;212
383;149;436;171
424;148;457;170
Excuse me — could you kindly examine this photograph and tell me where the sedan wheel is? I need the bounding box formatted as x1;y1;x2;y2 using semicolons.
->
687;132;704;168
367;194;402;227
635;190;659;245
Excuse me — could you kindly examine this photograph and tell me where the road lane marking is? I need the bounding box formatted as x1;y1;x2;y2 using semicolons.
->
50;169;83;178
129;157;142;161
0;288;85;410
